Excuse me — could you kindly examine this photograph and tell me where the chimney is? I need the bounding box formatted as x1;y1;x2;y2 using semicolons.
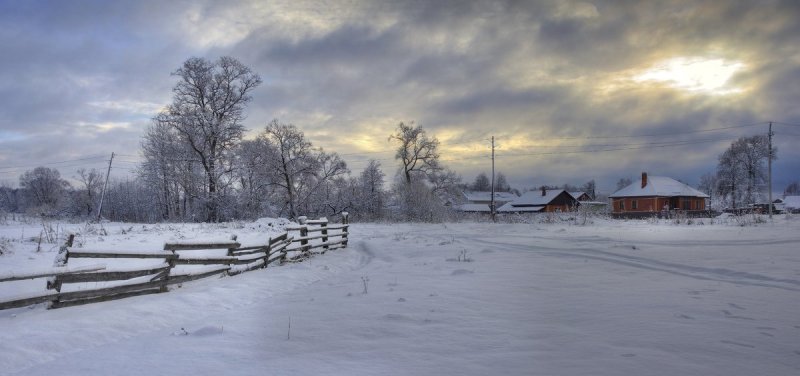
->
541;186;547;196
641;172;648;188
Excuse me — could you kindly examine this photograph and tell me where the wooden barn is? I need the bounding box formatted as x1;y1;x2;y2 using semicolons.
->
497;188;579;213
609;173;709;218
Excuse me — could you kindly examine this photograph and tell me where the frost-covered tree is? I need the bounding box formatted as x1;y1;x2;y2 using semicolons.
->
786;181;800;196
471;173;491;191
258;120;348;219
495;172;511;192
615;177;632;191
234;137;278;219
389;122;440;184
716;135;775;209
582;179;596;200
19;167;70;215
73;168;104;217
357;160;386;220
155;56;261;222
698;172;721;209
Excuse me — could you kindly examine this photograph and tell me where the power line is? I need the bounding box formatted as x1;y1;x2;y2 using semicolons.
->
496;138;732;158
0;155;108;171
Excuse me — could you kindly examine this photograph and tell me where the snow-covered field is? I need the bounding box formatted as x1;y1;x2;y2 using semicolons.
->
1;216;799;375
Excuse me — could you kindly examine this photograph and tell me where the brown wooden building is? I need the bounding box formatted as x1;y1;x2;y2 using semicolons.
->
609;173;709;218
497;188;579;213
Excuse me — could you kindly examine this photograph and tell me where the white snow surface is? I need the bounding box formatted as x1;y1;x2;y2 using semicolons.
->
1;217;800;375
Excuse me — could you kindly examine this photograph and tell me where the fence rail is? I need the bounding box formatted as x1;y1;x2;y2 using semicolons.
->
0;214;349;311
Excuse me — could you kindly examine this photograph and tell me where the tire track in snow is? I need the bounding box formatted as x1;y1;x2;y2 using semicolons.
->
460;235;800;292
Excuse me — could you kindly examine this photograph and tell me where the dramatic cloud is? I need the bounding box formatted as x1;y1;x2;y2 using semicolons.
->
1;0;799;193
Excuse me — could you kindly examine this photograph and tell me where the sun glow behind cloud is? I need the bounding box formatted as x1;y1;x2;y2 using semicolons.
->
633;57;745;95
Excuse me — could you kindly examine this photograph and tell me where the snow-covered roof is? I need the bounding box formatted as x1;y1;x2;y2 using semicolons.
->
783;196;800;209
507;189;567;206
609;176;709;198
462;191;518;203
568;191;589;200
496;202;545;212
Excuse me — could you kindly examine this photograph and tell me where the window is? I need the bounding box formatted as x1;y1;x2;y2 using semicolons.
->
619;200;625;210
632;200;638;209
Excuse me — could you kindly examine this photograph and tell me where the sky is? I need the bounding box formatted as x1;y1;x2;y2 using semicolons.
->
0;0;799;195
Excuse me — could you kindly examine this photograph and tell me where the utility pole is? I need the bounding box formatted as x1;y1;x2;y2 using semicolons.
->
490;136;496;222
97;152;114;221
768;122;773;220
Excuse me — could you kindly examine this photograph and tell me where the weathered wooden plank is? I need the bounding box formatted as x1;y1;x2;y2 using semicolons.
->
168;267;230;284
271;240;291;254
266;253;285;265
232;245;267;252
286;226;338;234
51;288;162;309
0;264;106;283
227;259;266;276
59;265;170;284
68;250;177;259
306;239;346;250
269;233;288;245
231;247;268;256
291;233;345;243
163;242;240;251
57;280;164;301
236;253;267;262
0;292;57;310
173;257;238;265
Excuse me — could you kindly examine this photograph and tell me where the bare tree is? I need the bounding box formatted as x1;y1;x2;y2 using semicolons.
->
19;167;70;215
581;179;596;200
495;172;511;192
75;168;104;216
716;135;776;209
389;122;440;184
616;177;632;191
471;173;491;191
786;181;800;196
257;120;347;219
358;160;386;220
156;56;262;222
698;172;719;208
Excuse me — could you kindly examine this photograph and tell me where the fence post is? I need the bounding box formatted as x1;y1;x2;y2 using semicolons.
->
298;216;309;254
321;218;329;252
262;236;272;269
341;212;349;248
46;234;74;308
161;243;177;293
225;234;238;275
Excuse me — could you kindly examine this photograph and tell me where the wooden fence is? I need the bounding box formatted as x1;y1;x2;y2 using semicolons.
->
0;215;349;310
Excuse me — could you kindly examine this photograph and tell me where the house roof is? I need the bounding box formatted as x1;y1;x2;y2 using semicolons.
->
497;203;545;212
462;191;518;202
499;189;567;207
783;196;800;209
609;176;710;198
568;191;589;200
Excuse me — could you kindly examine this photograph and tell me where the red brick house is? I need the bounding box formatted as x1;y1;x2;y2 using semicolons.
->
609;173;709;217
